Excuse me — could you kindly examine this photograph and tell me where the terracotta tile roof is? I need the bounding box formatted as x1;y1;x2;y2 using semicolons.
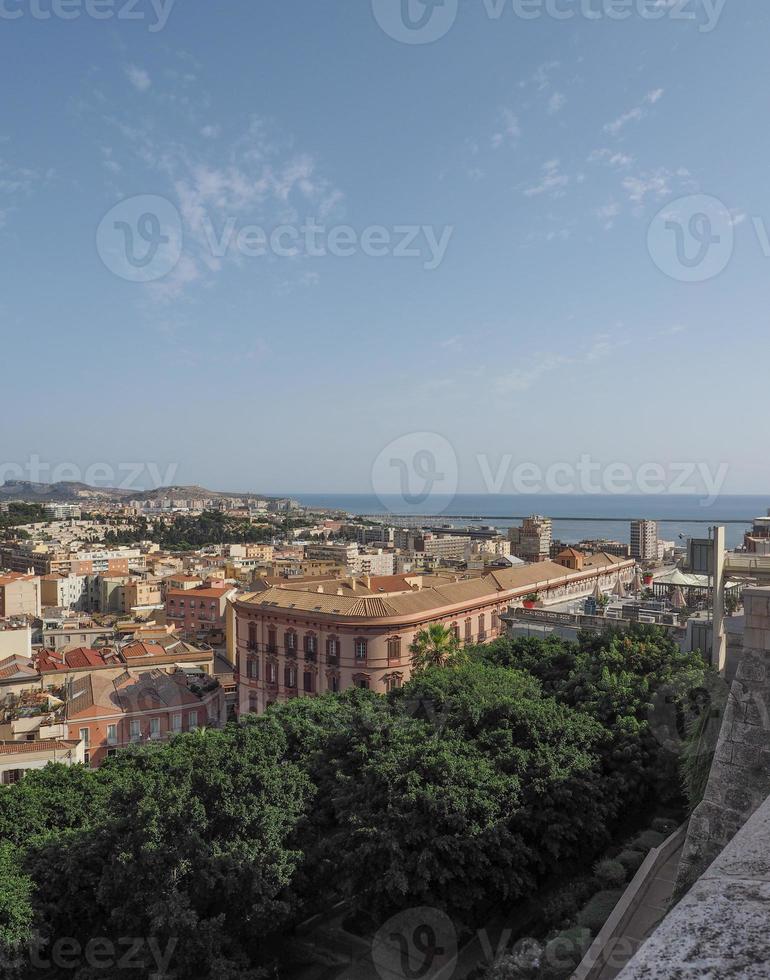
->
0;739;81;755
241;557;633;621
121;641;167;660
64;648;108;669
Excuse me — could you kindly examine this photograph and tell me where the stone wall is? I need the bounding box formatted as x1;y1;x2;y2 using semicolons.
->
675;586;770;893
618;793;770;979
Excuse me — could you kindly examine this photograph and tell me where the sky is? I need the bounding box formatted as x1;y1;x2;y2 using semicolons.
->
1;0;769;499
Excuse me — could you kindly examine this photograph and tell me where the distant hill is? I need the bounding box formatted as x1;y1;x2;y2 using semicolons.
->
0;481;282;504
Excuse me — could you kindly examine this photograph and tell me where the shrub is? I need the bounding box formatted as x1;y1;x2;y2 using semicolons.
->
483;939;542;980
651;817;678;836
617;849;645;874
575;890;624;933
540;928;592;980
630;830;665;853
593;858;627;889
539;876;595;929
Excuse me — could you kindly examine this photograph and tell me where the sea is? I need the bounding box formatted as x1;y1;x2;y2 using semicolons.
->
285;494;770;551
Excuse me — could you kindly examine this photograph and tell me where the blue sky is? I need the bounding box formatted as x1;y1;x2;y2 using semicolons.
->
1;0;769;496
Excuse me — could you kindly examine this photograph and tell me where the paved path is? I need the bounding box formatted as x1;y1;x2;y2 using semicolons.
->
593;841;684;979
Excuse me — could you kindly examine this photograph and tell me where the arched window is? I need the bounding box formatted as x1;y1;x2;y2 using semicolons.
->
387;636;401;663
353;674;370;690
464;618;472;642
451;622;460;642
354;637;368;663
385;673;403;692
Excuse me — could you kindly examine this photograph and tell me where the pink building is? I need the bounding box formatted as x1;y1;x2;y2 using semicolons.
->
235;555;634;715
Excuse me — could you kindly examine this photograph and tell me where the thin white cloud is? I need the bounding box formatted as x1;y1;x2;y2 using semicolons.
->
548;92;566;115
126;65;152;93
622;166;690;205
494;333;623;394
604;89;664;136
491;108;521;148
589;148;633;168
522;159;569;198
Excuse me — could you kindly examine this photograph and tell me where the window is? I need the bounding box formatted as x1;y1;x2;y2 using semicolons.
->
188;711;199;731
285;630;297;654
106;724;117;745
247;657;258;679
248;622;258;650
304;633;317;658
2;770;23;785
326;636;339;661
285;665;297;688
303;670;314;693
478;614;486;641
107;749;117;758
464;618;472;642
172;713;183;733
492;610;499;632
78;727;89;748
130;719;141;741
354;637;368;663
267;627;277;654
451;622;460;642
150;717;161;739
386;674;402;692
267;661;277;685
356;677;370;690
387;636;401;662
329;673;340;693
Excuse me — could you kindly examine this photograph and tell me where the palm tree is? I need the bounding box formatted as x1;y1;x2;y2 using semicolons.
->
410;623;460;671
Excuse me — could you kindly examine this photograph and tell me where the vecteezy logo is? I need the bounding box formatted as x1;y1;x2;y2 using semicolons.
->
371;0;458;44
647;194;734;283
96;194;183;282
371;432;458;515
372;907;458;980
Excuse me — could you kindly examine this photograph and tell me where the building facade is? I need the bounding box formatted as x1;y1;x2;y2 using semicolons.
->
630;519;659;561
234;555;634;715
508;515;553;563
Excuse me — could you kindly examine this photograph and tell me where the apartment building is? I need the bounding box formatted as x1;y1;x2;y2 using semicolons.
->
414;533;471;563
508;515;553;563
354;550;396;577
630;519;659;561
0;573;41;618
40;573;88;611
165;582;237;637
64;668;225;766
304;542;360;566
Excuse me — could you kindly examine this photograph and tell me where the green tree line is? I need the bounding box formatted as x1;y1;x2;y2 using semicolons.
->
0;627;709;978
